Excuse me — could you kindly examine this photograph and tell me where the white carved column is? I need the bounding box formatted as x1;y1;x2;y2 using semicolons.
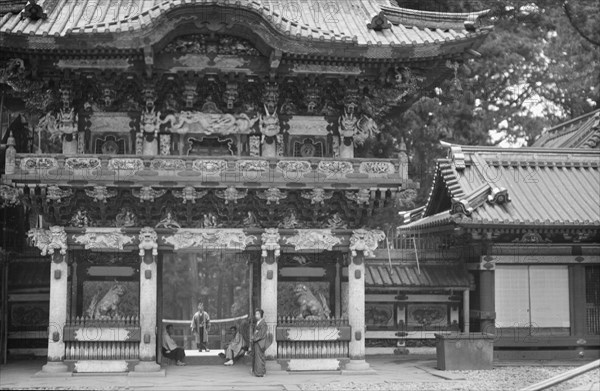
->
42;253;69;373
27;226;70;373
260;229;280;362
345;229;384;372
346;250;368;369
135;228;161;372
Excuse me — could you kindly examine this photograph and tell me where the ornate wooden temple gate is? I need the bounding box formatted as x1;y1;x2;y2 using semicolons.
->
24;224;386;373
0;0;491;374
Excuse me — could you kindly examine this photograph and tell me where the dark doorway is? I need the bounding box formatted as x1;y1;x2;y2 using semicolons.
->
160;251;252;354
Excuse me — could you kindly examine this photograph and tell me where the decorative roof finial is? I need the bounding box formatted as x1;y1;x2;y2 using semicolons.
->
22;0;47;21
367;11;391;31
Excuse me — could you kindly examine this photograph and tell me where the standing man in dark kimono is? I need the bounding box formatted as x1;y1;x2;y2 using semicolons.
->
190;302;211;352
251;308;267;377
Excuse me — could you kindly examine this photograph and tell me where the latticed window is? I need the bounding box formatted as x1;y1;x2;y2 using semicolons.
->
585;266;600;335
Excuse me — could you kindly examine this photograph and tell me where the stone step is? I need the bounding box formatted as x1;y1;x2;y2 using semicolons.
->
168;350;250;366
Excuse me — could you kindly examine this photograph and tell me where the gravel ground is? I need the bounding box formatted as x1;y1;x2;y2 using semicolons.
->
299;367;600;391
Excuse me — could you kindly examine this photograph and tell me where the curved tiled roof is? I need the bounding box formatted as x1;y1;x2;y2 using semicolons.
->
533;109;600;149
399;145;600;231
0;0;490;57
365;262;470;289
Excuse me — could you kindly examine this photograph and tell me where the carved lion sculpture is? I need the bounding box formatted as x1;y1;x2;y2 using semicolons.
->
86;284;126;320
293;284;331;320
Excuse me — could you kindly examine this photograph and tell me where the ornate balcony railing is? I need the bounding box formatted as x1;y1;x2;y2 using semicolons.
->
4;153;412;190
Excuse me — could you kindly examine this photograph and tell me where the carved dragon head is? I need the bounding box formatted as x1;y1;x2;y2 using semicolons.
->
260;105;279;137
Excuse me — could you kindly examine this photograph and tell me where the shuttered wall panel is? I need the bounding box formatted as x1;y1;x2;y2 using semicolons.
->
530;265;570;327
495;266;530;328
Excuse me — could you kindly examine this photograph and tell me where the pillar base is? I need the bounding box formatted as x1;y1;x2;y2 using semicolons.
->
40;361;69;374
342;359;376;375
132;361;162;374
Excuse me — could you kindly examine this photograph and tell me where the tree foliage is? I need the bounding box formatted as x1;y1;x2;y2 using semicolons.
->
375;0;600;204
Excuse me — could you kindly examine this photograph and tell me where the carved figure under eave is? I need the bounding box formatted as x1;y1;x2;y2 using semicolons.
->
115;208;138;228
294;284;331;320
279;209;301;229
86;284;127;320
155;210;181;229
326;213;348;229
243;211;260;228
70;208;92;228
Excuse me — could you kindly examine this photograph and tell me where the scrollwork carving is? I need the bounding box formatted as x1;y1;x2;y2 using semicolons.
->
285;230;341;251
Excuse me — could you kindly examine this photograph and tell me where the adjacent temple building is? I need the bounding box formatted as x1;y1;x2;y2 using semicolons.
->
0;0;495;373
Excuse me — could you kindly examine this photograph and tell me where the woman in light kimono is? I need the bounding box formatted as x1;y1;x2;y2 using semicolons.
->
190;302;210;352
251;308;267;377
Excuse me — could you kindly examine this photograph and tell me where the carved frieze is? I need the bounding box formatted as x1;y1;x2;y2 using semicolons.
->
27;226;68;256
317;161;354;178
215;187;248;204
161;111;258;135
74;229;134;250
108;158;144;172
192;160;228;175
349;229;385;258
236;160;268;172
276;161;311;178
56;58;131;70
162;34;261;56
292;63;362;75
301;189;333;205
286;116;329;136
257;188;287;205
150;159;186;171
85;186;117;203
138;227;158;257
261;228;281;258
46;185;72;203
132;187;166;203
20;157;57;170
65;158;101;171
173;186;208;204
285;230;341;252
345;189;371;205
164;229;256;251
358;161;395;175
